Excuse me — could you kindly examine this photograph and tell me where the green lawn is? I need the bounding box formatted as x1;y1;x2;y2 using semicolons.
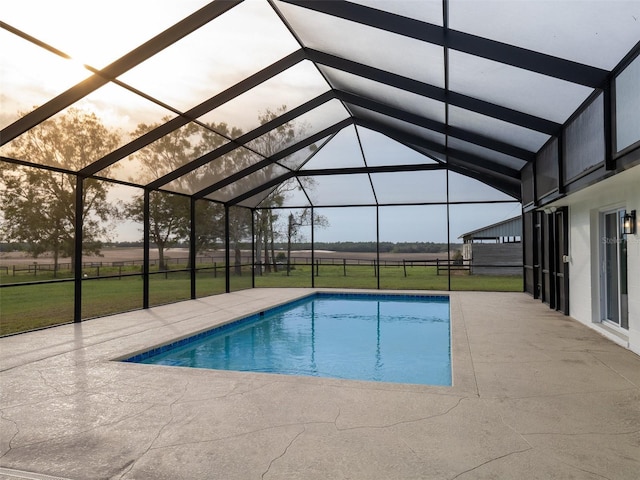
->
255;264;522;291
0;264;522;336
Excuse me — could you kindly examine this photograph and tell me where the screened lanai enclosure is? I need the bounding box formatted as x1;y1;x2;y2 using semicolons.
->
1;1;640;335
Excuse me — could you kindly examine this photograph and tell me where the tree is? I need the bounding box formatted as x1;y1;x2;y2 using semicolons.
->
285;208;329;275
123;191;190;271
193;200;225;255
123;120;229;268
0;108;121;273
122;107;314;276
228;206;252;275
248;106;310;273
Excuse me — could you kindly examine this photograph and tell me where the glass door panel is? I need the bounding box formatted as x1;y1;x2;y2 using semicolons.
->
603;212;619;323
601;210;628;329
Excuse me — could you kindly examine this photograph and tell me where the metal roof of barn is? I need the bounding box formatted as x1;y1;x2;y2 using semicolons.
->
459;215;522;241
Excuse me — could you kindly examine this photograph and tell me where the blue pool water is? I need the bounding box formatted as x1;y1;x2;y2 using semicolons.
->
125;293;451;386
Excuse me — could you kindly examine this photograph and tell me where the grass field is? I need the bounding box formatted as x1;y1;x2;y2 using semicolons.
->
0;264;522;336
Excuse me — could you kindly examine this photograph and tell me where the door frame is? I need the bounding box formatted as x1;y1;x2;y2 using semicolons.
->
599;207;629;330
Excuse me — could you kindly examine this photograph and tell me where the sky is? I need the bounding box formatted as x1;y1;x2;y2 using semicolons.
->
109;182;521;244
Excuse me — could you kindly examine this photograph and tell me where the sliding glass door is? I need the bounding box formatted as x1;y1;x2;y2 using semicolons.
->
601;210;628;329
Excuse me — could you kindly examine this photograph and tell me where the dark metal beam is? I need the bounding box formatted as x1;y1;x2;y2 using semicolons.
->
83;49;307;176
299;163;446;177
307;49;561;135
354;118;521;179
143;189;151;309
338;91;536;161
194;118;352;198
282;0;608;87
227;171;296;207
225;160;493;207
1;1;242;145
407;142;522;200
146;88;332;190
73;176;83;323
190;197;197;299
224;205;230;293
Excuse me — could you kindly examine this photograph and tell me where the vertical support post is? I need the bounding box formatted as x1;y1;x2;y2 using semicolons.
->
443;0;452;292
603;82;615;171
143;188;150;309
251;209;255;289
557;131;565;195
446;170;451;291
311;207;315;288
190;197;196;299
73;175;84;323
343;258;347;277
225;204;230;293
376;205;380;289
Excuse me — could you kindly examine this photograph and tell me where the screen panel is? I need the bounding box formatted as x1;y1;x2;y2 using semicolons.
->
305;174;376;206
313;206;378;289
1;93;167;172
319;65;446;124
449;50;593;123
371;171;447;204
446;138;526;171
358;127;439;167
162;148;263;195
521;162;535;206
0;29;91;130
350;0;443;25
274;0;445;87
199;60;330;136
301;126;366;170
1;0;211;70
118;1;299;112
207;164;289;203
228;205;253;292
536;138;559;198
449;0;640;71
448;171;516;203
449;203;523;291
615;53;640;153
564;93;605;182
378;204;449;291
448;106;549;152
349;106;446;147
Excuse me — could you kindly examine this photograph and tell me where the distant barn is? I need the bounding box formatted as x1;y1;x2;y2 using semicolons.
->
460;217;522;276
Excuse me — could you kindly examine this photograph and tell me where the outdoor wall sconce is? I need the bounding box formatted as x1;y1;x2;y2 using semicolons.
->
622;210;636;235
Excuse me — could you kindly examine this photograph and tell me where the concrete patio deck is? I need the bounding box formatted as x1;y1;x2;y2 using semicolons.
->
1;289;639;480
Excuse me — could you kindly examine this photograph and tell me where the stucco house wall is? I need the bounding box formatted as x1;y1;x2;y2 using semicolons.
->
564;165;640;354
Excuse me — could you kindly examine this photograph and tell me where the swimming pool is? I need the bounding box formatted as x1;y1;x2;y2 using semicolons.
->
124;293;451;386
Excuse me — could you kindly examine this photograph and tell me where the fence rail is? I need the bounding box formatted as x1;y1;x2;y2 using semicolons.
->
1;254;523;286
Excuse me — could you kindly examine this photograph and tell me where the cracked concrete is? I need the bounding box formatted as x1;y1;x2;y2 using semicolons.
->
1;289;639;479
